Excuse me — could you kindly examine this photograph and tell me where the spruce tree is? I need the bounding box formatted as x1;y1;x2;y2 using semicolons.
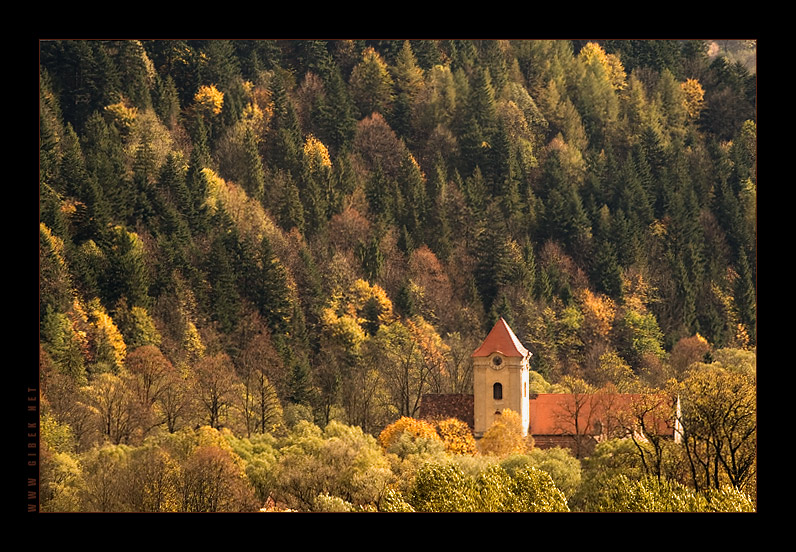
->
153;74;181;128
81;111;128;224
474;201;512;313
242;125;266;203
115;40;153;110
208;232;242;333
315;64;357;154
734;245;756;345
267;72;303;176
389;41;424;141
256;235;293;336
277;171;306;234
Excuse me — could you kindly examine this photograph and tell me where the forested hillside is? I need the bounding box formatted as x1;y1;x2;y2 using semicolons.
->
37;39;757;513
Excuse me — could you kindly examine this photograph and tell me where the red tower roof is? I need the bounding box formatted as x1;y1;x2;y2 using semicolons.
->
472;318;530;358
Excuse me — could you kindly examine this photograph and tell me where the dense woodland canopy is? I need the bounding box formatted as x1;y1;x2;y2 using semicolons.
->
37;39;757;513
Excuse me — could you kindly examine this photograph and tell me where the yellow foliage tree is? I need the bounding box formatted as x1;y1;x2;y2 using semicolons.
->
193;84;225;118
103;101;139;134
323;279;394;340
321;304;367;353
378;416;440;450
436;418;477;455
578;42;627;91
303;134;332;172
681;78;705;121
87;299;127;373
350;278;394;328
578;288;616;346
478;409;532;457
182;319;205;367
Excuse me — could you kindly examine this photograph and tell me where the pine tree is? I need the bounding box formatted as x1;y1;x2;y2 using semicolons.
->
208;232;241;333
40;41;101;130
198;40;242;91
255;235;293;336
590;206;623;298
153;74;181;128
102;226;150;309
458;67;499;180
40;69;65;188
315;64;357;154
81;111;129;225
349;46;394;119
474;201;512;312
357;234;385;285
267;72;303;177
424;159;452;260
242;126;266;203
734;245;756;345
131;139;159;227
58;124;112;244
389;41;424;140
115;40;153;110
396;149;428;247
185;119;211;234
276;171;306;234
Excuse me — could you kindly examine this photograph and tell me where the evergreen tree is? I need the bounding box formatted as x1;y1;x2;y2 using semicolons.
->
389;41;424;141
153;74;181;128
115;40;153;110
474;201;513;312
424;159;452;260
57;124;112;244
102;226;150;309
242;125;266;203
315;64;357;154
541;153;591;257
158;152;192;220
81;111;129;225
481;40;509;95
255;235;293;336
490;121;522;223
396;149;428;247
276;171;306;234
131;138;159;227
267;72;303;177
185;119;211;234
457;67;499;181
198;40;242;91
40;41;103;131
208;231;242;333
734;245;756;345
590;206;623;298
349;46;394;120
40;69;65;188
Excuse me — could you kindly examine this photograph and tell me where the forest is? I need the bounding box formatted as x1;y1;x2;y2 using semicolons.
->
37;39;756;513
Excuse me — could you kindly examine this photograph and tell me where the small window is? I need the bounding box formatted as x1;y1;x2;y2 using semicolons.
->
493;382;503;400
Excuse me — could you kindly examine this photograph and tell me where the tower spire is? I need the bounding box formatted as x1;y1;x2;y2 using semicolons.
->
472;317;530;358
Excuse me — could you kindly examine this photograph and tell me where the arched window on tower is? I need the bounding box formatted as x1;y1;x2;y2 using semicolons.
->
493;382;503;400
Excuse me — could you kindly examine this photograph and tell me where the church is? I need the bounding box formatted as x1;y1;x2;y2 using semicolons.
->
418;318;680;456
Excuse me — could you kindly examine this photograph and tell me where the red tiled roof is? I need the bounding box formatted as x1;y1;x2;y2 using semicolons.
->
471;318;530;358
528;393;675;437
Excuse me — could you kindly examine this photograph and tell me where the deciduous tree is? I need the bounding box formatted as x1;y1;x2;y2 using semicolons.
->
192;353;239;430
479;409;532;457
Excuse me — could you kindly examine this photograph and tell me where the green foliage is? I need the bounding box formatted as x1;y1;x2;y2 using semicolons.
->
576;474;754;512
39;39;756;512
406;462;568;512
502;447;582;500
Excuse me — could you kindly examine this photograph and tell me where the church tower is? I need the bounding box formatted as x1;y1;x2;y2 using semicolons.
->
471;318;532;438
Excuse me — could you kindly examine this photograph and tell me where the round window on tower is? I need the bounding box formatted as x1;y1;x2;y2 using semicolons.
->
491;355;503;369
